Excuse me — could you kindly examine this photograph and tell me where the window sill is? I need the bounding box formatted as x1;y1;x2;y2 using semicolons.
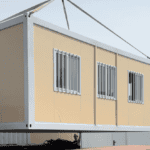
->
128;100;144;104
54;88;81;96
97;96;116;100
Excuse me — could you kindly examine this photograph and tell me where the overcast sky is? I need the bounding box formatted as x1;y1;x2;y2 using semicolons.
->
0;0;150;59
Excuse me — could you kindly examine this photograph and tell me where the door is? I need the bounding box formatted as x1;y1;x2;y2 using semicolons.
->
112;132;126;146
127;132;150;145
81;132;112;149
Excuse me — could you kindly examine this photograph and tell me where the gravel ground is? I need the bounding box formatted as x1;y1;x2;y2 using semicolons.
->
1;144;150;150
74;145;150;150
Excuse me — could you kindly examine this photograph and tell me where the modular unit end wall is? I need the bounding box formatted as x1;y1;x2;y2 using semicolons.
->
1;11;150;147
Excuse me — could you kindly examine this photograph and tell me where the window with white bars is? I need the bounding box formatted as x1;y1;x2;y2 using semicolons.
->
53;48;81;95
97;62;117;100
128;71;144;104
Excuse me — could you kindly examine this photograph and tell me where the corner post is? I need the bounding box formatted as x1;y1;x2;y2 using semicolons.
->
24;12;35;132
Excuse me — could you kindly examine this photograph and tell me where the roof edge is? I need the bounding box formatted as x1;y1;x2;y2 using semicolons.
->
0;0;51;24
32;15;150;65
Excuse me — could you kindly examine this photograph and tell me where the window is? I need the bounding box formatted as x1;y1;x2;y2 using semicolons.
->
53;48;81;95
128;71;144;104
97;62;117;100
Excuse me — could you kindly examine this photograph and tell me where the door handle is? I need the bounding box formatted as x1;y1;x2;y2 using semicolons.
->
113;140;116;146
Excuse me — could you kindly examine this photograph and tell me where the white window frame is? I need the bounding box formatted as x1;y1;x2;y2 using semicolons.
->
128;70;144;104
97;62;117;100
53;48;81;95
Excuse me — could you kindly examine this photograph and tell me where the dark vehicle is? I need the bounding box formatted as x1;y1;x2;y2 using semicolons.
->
42;134;81;149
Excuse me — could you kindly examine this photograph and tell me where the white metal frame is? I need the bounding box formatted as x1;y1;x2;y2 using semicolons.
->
0;12;32;144
0;13;31;130
0;13;149;132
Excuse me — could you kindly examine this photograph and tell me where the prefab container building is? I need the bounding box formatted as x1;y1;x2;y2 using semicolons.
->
1;1;150;148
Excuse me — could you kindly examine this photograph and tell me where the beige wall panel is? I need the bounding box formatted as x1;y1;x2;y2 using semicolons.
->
97;47;116;66
54;93;80;124
30;133;79;144
96;48;116;125
96;99;116;125
117;55;128;125
34;25;55;122
52;30;81;124
52;31;81;55
80;43;94;124
143;64;150;126
0;24;24;122
34;25;150;127
127;58;145;126
128;104;144;126
52;29;81;124
34;25;94;124
118;55;147;126
127;58;144;74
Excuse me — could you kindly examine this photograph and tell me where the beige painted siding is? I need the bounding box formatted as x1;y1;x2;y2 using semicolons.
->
117;55;128;125
0;24;24;122
96;48;116;125
143;64;150;126
117;55;150;126
34;25;94;124
33;24;150;127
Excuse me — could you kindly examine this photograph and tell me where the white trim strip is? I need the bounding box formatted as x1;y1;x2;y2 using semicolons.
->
31;122;150;132
0;14;24;30
0;123;27;130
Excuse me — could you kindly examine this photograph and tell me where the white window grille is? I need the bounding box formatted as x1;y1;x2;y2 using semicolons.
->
128;70;144;104
97;62;117;100
53;48;81;95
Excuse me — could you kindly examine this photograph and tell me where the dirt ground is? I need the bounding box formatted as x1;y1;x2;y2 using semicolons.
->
75;145;150;150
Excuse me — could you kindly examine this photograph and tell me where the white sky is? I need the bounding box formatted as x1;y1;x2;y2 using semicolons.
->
0;0;150;59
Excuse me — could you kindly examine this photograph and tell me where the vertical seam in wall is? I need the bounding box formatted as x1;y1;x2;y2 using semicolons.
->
80;41;81;124
94;45;96;125
128;57;129;126
115;54;118;126
53;41;56;123
143;63;144;125
128;108;129;125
